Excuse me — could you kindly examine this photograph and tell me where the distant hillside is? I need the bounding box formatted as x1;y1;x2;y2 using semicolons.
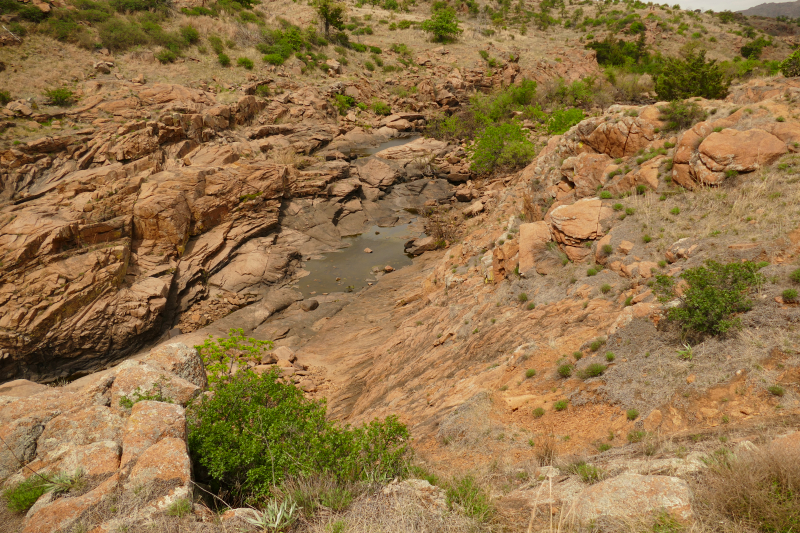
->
740;0;800;18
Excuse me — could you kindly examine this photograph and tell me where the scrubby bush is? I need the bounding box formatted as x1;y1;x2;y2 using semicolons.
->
548;107;584;134
554;399;568;411
0;90;11;105
332;94;355;115
658;100;707;132
372;101;391;115
578;363;607;379
155;48;177;63
653;260;765;336
180;24;200;44
740;36;772;60
655;50;729;100
783;288;798;302
98;18;148;51
557;364;573;378
188;365;409;506
218;53;231;66
2;477;48;512
314;0;346;35
420;7;462;42
525;368;536;378
471;122;536;174
780;50;800;78
237;57;254;69
43;87;74;106
445;476;494;522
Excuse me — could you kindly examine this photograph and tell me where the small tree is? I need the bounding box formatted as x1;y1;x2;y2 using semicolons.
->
420;8;462;42
653;260;764;337
780;50;800;78
654;50;729;101
315;0;346;36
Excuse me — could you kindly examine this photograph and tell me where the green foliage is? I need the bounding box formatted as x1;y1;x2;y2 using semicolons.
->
653;261;765;336
557;364;573;378
119;378;174;409
768;385;785;397
195;328;274;384
43;87;74;107
237;57;254;69
627;430;647;443
420;7;462;42
783;289;798;302
741;37;772;60
315;0;346;35
180;24;200;44
263;53;285;65
601;283;612;294
155;48;177;63
3;477;47;512
525;368;536;378
471;122;536;174
780;50;800;78
791;268;800;284
553;399;568;411
548;107;585;134
372;101;391;115
0;90;11;105
589;337;606;352
532;407;545;418
98;18;147;51
605;351;615;362
110;0;169;11
518;293;528;302
627;409;639;420
187;368;409;505
166;498;192;517
578;363;607;379
658;100;707;132
655;51;729;100
445;476;494;522
568;461;604;483
332;94;356;115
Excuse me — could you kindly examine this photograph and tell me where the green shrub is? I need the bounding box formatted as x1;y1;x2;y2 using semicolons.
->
43;87;74;107
166;498;192;517
767;385;785;397
655;50;729;100
255;85;271;97
110;0;168;11
155;48;177;63
2;477;47;513
791;268;800;284
568;461;604;483
548;107;585;134
587;268;598;277
532;407;545;418
741;36;772;59
180;24;200;44
627;430;646;443
372;101;391;115
237;57;254;69
0;90;11;105
601;284;612;294
445;476;493;522
208;35;225;54
600;191;612;199
263;53;285;65
654;260;765;336
364;60;375;71
605;351;615;362
589;337;606;352
573;351;583;360
218;53;231;66
188;367;409;506
518;293;528;302
557;364;573;378
627;409;639;420
195;328;273;384
578;363;607;379
420;7;462;42
470;122;536;174
332;94;355;115
783;289;798;302
527;302;536;310
780;50;800;78
525;368;536;378
658;100;708;132
314;0;346;35
553;399;568;411
98;18;148;51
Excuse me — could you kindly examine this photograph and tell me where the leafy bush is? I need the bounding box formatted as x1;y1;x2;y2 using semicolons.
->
2;477;47;512
653;261;765;336
44;87;74;106
470;122;536;174
263;53;284;65
180;24;200;44
557;364;573;378
767;385;785;397
578;363;607;379
548;107;585;134
780;50;800;78
532;407;545;418
0;90;11;105
553;399;568;411
208;35;225;54
372;101;391;115
792;268;800;284
98;18;148;51
445;476;493;522
314;0;346;35
218;53;231;66
783;289;798;302
658;100;707;132
332;94;356;115
741;37;772;60
655;51;729;100
605;351;615;362
525;368;536;378
627;409;639;420
155;48;177;63
420;7;462;42
237;57;254;69
110;0;168;11
568;461;604;483
189;367;409;505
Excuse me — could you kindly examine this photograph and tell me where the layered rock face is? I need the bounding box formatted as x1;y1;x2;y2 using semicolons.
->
0;69;502;382
0;343;204;533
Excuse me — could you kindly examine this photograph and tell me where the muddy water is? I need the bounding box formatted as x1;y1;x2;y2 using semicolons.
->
351;134;421;157
295;222;421;297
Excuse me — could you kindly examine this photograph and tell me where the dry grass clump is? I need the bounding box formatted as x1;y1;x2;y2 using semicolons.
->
693;442;800;532
437;392;492;448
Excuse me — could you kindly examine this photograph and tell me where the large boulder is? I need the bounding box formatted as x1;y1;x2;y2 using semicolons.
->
561;152;613;198
574;474;693;523
698;129;786;174
548;198;613;246
518;221;557;275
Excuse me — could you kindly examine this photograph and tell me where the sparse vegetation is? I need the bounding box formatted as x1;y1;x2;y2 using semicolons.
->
43;87;74;107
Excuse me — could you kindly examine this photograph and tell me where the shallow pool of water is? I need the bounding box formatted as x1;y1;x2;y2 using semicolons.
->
296;222;421;297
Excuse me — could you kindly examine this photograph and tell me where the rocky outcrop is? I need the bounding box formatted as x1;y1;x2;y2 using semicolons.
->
0;343;200;533
573;474;693;523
